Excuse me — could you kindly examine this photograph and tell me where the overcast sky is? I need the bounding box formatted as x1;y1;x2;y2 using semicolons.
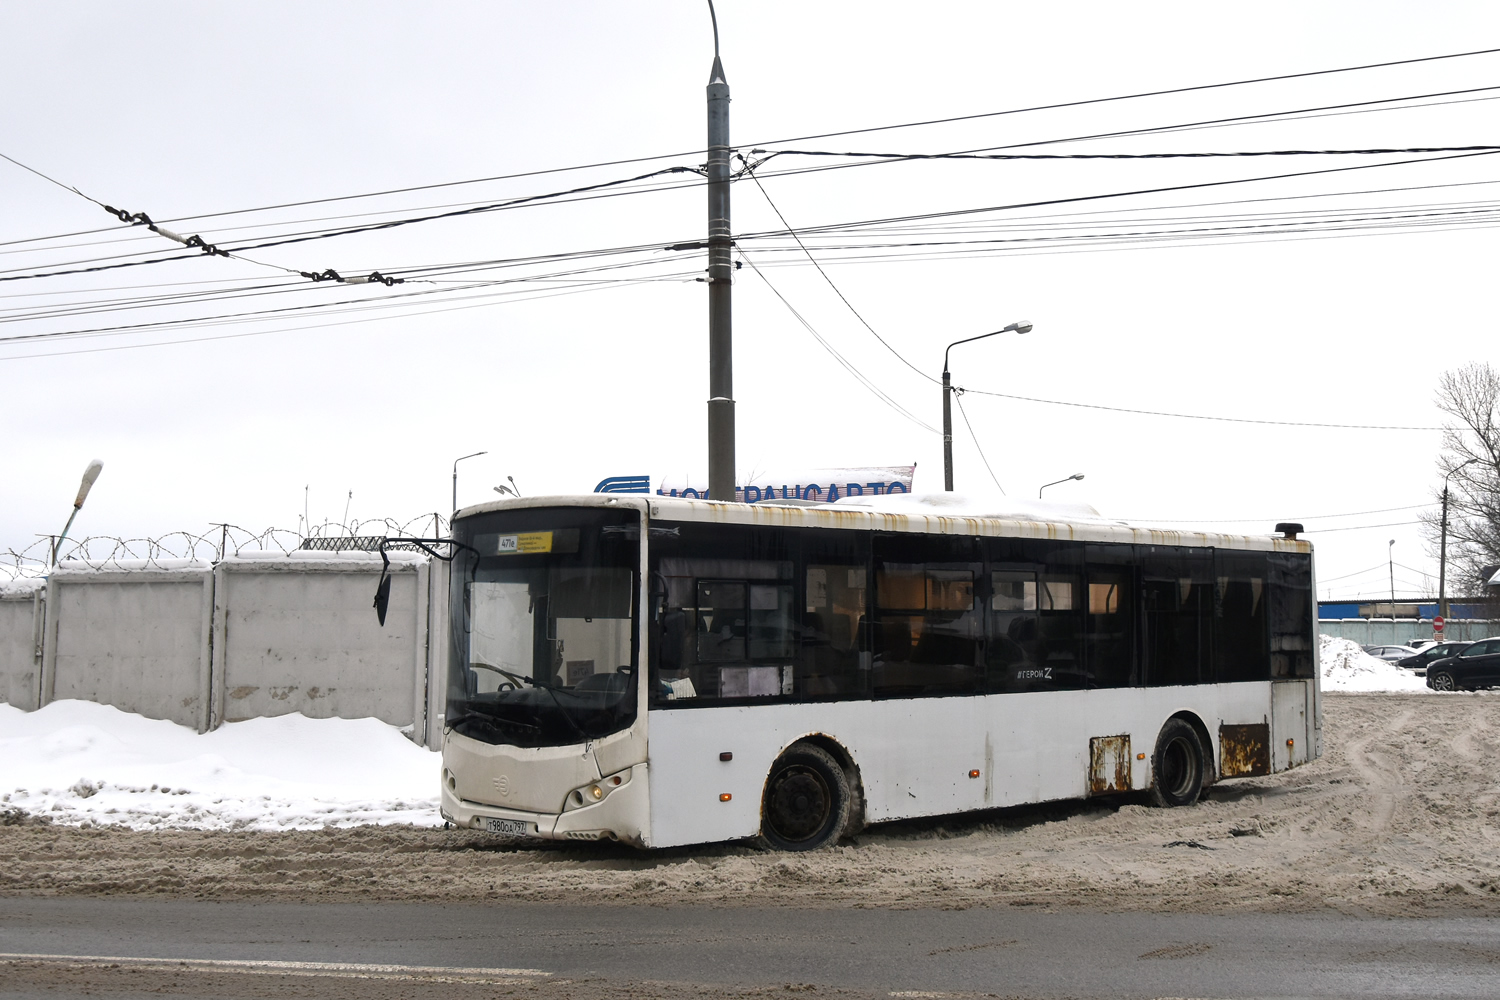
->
4;1;1497;601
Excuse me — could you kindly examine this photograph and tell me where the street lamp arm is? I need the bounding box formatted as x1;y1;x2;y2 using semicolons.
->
942;320;1033;373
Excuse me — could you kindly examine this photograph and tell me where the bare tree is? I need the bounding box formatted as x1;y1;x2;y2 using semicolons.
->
1424;362;1500;600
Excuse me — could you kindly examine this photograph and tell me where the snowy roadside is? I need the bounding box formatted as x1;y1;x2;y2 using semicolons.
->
0;639;1425;833
0;700;442;831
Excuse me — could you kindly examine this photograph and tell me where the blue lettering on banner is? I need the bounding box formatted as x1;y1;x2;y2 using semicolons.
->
647;473;914;503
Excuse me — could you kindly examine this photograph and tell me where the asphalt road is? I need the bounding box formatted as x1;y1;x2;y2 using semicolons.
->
1;897;1497;999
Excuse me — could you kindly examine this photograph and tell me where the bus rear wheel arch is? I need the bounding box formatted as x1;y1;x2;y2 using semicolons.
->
760;742;852;851
1149;718;1206;808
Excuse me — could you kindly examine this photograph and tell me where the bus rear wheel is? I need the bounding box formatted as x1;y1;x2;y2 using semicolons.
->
760;744;850;851
1149;719;1205;808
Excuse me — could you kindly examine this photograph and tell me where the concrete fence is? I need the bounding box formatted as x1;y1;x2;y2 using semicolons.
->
3;550;439;747
1318;618;1500;646
0;579;44;711
41;561;214;730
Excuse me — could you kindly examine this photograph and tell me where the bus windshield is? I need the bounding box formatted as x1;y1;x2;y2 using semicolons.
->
449;506;639;748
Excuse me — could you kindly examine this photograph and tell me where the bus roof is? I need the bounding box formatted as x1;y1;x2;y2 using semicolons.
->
456;492;1311;554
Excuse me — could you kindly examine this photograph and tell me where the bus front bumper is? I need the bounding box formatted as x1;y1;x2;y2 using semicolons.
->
439;762;650;847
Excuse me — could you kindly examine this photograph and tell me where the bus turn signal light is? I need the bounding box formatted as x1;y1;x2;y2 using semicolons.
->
1137;753;1146;760
969;769;980;779
1287;739;1295;748
720;793;732;802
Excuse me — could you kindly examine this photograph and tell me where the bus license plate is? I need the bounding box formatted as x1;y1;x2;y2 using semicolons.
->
483;817;531;838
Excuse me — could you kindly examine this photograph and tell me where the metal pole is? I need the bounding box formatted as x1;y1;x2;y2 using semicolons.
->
452;451;487;514
1388;540;1396;616
706;10;735;502
942;367;954;491
1438;484;1450;621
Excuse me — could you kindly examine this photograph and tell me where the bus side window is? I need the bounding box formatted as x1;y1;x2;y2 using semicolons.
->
987;569;1042;691
1267;553;1314;678
803;564;867;697
1084;567;1134;688
1141;547;1211;687
872;563;980;696
1215;550;1269;682
1035;574;1085;689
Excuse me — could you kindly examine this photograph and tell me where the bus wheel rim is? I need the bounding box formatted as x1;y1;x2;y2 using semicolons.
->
1161;737;1195;797
768;766;831;841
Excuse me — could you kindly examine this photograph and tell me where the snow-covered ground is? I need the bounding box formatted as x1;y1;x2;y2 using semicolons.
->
0;641;1424;832
1319;635;1430;693
0;700;441;831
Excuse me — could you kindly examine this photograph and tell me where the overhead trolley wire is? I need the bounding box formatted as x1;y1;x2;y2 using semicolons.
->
7;45;1497;251
736;149;1500;243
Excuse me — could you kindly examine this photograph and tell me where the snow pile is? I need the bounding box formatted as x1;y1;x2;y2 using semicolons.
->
1319;635;1428;693
0;700;442;830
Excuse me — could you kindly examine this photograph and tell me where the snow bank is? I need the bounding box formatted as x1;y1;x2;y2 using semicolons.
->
1320;635;1429;693
0;700;441;830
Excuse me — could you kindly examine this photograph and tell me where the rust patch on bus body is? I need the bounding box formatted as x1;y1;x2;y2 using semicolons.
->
1088;735;1132;794
1219;723;1271;777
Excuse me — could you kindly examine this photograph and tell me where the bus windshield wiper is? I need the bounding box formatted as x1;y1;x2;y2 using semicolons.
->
449;710;541;737
482;665;591;741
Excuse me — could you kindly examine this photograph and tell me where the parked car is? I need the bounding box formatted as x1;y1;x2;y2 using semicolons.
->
1426;638;1500;691
1364;645;1419;663
1397;641;1473;673
1407;639;1439;651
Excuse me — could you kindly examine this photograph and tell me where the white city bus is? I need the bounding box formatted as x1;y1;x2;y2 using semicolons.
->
435;492;1319;850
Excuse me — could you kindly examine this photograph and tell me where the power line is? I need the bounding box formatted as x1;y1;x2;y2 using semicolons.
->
737;250;939;434
741;161;937;384
1305;519;1425;533
961;386;1440;430
953;390;1005;494
1124;503;1435;524
0;273;691;362
757;145;1500;164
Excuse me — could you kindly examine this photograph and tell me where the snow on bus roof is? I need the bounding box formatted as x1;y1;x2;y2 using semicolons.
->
826;491;1117;524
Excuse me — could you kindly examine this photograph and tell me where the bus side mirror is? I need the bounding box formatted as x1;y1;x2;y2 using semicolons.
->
373;570;392;626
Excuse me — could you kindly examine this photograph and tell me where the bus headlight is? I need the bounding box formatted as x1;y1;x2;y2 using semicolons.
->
563;769;631;812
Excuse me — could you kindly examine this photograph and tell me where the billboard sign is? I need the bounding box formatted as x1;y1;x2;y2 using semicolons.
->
596;466;916;504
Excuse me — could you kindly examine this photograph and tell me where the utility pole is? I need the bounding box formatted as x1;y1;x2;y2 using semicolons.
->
1438;458;1476;620
705;2;735;502
1388;539;1396;617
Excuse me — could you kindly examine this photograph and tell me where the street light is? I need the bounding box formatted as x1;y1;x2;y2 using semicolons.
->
1038;473;1084;499
942;320;1033;491
1438;457;1476;620
50;458;104;568
452;451;487;514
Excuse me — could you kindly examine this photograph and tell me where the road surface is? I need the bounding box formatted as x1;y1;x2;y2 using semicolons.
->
2;897;1497;998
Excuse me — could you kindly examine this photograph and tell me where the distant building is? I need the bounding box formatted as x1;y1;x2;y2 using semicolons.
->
1317;600;1490;620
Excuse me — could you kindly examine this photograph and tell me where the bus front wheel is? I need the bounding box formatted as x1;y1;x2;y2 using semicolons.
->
1149;719;1205;808
760;744;851;851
